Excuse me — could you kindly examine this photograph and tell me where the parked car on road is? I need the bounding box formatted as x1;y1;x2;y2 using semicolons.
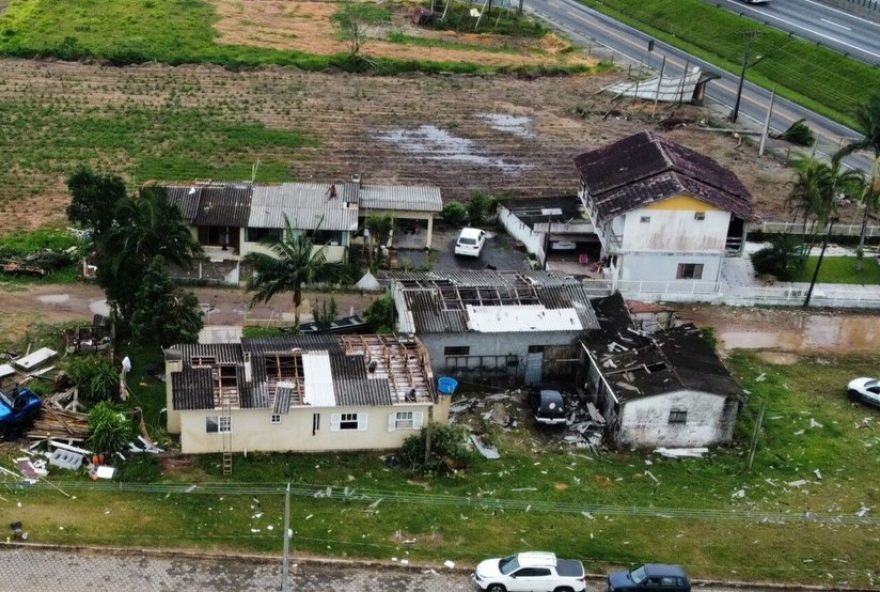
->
607;564;691;592
529;387;567;427
0;386;42;436
454;227;487;258
473;551;587;592
847;377;880;409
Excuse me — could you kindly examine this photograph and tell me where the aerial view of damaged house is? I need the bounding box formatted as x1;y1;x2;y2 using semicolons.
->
164;335;447;454
580;294;746;450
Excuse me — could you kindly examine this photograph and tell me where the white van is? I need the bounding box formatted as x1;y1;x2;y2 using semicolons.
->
454;227;487;257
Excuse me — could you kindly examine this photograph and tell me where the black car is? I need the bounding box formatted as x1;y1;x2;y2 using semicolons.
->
607;564;691;592
529;387;567;426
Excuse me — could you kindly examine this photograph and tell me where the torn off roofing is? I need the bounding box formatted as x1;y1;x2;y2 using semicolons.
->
573;131;754;222
165;334;432;412
390;270;598;334
584;293;744;402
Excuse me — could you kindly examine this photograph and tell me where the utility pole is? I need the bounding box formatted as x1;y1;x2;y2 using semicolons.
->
730;31;760;124
652;55;666;120
803;217;838;308
282;482;291;592
758;87;776;157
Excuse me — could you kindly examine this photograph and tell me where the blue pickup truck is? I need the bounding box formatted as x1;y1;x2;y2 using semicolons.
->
0;386;42;436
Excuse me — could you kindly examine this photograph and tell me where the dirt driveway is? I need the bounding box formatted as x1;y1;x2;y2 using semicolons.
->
0;283;381;346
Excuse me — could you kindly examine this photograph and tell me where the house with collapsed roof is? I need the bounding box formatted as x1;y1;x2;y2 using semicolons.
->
389;271;599;385
164;334;446;454
162;179;442;283
580;294;745;449
574;131;756;286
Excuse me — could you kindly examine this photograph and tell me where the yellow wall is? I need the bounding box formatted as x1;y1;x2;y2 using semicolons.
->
645;194;719;212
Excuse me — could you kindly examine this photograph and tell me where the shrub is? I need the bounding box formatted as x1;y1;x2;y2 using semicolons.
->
364;295;394;333
88;402;135;455
466;193;497;226
779;118;816;147
401;423;474;476
66;355;118;404
750;235;804;281
441;201;468;227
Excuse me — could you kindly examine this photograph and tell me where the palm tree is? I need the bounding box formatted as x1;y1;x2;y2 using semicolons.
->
836;94;880;257
786;156;864;260
244;216;344;327
97;187;201;323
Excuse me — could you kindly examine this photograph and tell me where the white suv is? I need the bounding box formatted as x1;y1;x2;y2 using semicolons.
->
454;227;487;257
473;551;587;592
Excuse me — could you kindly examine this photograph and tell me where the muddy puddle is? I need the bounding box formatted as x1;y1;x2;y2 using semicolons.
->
374;125;532;173
678;307;880;354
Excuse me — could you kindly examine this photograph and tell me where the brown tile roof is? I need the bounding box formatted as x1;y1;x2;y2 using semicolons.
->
573;131;755;222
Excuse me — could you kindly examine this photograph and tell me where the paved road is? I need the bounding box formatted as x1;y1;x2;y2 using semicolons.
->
527;0;874;173
0;546;780;592
702;0;880;66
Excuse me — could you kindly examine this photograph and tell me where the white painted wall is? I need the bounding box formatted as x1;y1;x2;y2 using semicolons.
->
178;403;437;454
239;239;348;263
618;252;723;283
620;209;731;252
617;390;735;448
499;205;546;263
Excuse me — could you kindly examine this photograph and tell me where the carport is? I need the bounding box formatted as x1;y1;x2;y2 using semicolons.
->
358;185;442;249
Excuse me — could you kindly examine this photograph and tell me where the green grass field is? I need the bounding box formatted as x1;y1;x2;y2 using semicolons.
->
796;255;880;284
4;349;880;584
578;0;880;127
0;0;588;75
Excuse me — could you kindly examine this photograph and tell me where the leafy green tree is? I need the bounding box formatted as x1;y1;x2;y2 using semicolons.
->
244;215;344;327
66;168;127;238
312;297;339;330
836;94;880;262
131;256;203;347
97;187;201;325
65;355;118;404
88;402;135;455
750;235;804;281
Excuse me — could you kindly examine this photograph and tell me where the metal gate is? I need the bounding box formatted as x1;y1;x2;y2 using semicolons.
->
525;351;543;385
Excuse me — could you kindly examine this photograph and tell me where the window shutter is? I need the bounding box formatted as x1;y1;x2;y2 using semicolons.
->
413;411;424;430
387;413;397;432
358;413;368;431
330;413;341;432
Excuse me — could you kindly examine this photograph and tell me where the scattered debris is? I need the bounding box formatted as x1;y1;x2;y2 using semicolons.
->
809;418;823;429
654;447;709;459
469;434;500;460
732;488;746;499
443;560;456;569
787;480;809;489
856;505;871;518
13;347;58;372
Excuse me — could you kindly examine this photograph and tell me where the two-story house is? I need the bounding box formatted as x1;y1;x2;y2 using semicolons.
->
574;131;756;287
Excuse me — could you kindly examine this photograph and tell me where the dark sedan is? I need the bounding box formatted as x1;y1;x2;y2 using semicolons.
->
528;387;567;427
607;564;691;592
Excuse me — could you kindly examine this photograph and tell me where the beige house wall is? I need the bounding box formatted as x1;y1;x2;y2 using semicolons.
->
178;403;438;454
239;238;348;263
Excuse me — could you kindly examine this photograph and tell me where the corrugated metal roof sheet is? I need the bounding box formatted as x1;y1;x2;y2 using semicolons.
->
274;383;294;415
330;354;393;406
302;352;336;407
249;183;359;231
171;367;214;410
359;184;442;213
466;304;583;332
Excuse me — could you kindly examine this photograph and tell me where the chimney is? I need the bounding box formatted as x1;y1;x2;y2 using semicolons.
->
351;173;362;188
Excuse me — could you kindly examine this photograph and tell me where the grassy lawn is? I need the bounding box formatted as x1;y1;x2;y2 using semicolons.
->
796;255;880;284
4;348;880;585
577;0;880;127
0;0;591;75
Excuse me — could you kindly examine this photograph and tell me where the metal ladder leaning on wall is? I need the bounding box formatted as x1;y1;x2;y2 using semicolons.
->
221;404;233;476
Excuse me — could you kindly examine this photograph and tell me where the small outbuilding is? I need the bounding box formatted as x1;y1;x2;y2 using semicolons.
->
580;294;745;449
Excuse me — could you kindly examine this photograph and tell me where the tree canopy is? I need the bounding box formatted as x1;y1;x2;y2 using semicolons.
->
131;256;203;347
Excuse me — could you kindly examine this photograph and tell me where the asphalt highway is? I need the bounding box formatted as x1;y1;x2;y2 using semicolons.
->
703;0;880;66
527;0;874;173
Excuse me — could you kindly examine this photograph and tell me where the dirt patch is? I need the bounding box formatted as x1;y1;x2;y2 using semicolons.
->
0;58;828;234
390;530;444;546
210;0;594;68
757;351;801;365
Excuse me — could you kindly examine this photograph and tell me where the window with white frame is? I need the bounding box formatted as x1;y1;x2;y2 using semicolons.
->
206;416;232;434
331;412;367;431
271;414;281;425
388;410;424;431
